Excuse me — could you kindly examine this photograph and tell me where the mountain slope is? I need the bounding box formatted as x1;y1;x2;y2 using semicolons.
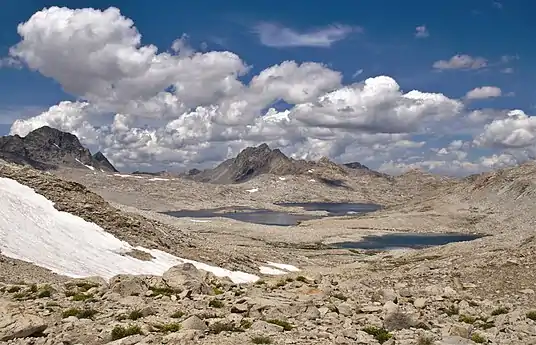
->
0;126;117;172
190;143;378;184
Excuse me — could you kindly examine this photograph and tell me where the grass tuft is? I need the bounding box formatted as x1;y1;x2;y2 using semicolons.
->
362;326;392;344
111;325;143;341
209;299;225;308
252;336;272;344
170;310;185;319
491;307;509;316
526;311;536;321
266;319;293;331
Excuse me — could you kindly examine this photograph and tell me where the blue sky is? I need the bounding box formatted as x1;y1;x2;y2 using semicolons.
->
0;0;534;174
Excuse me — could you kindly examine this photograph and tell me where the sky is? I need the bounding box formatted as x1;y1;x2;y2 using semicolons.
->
0;0;535;175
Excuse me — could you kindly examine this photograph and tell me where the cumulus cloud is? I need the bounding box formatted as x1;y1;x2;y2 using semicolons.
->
474;110;536;149
3;6;528;175
415;25;429;38
253;22;358;48
465;86;502;100
433;54;488;70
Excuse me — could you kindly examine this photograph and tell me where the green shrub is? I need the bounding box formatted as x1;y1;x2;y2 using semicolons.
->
491;307;509;316
471;333;486;343
459;314;477;324
296;276;308;283
128;309;144;320
155;322;181;333
37;289;52;298
209;322;241;334
7;286;21;293
170;310;185;318
527;311;536;321
62;308;80;318
252;336;272;344
362;326;392;344
443;305;459;316
212;287;224;295
77;309;98;319
61;307;97;319
266;319;292;331
209;299;225;308
149;286;180;296
417;336;434;345
111;325;143;340
240;319;253;329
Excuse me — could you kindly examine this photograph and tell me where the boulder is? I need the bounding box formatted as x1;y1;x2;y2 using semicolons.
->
162;263;211;294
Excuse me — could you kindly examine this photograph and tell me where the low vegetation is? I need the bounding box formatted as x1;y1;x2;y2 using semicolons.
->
251;336;272;344
209;299;225;308
266;319;293;331
62;307;98;319
362;326;392;344
110;325;143;341
526;311;536;321
155;322;181;333
491;307;509;316
170;310;185;318
471;333;487;343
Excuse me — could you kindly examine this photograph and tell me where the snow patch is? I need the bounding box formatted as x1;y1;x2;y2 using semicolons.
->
0;177;258;284
308;179;316;182
266;261;301;272
246;188;259;193
52;143;60;149
114;174;144;179
308;169;314;173
278;177;286;181
74;158;95;171
190;219;211;223
259;266;287;275
148;177;169;181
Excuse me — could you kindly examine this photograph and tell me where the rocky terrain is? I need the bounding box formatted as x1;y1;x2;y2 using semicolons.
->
0;126;117;172
188;143;381;184
1;129;536;344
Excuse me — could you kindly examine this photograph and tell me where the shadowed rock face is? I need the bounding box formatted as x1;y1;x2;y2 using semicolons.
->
92;151;118;172
0;126;117;172
189;143;377;184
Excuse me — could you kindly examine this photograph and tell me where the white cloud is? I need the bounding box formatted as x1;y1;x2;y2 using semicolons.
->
465;86;502;100
253;22;358;48
352;69;364;79
474;110;536;149
4;6;531;175
433;54;488;70
415;25;429;38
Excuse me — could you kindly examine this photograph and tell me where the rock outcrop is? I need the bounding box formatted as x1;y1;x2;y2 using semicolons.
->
0;126;117;172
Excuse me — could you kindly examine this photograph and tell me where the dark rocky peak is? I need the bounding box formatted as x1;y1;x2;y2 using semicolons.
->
344;162;371;170
93;151;118;172
0;126;117;172
24;126;86;152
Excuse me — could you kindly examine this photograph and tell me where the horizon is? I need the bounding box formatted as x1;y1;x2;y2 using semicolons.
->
1;1;536;176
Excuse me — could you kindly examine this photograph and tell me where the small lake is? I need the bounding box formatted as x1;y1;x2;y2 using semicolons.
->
163;202;381;226
276;202;381;216
330;233;484;250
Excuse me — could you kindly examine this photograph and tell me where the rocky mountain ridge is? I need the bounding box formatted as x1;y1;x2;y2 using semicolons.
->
188;143;383;184
0;126;117;172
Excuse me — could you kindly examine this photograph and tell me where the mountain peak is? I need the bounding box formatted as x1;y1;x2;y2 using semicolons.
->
0;126;118;172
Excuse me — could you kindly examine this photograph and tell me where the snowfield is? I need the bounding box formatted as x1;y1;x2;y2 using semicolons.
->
0;177;259;284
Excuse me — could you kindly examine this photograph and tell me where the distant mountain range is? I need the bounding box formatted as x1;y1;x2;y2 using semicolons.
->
0;126;117;172
186;143;383;184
